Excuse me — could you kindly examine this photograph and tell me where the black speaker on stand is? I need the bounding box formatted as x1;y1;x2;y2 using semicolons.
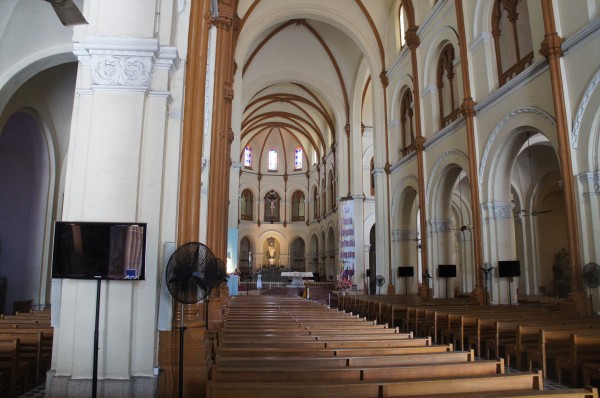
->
499;261;521;304
397;267;414;295
366;269;371;295
438;265;456;298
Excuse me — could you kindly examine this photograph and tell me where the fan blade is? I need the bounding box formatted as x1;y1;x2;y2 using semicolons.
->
534;209;553;215
45;0;88;26
192;272;208;291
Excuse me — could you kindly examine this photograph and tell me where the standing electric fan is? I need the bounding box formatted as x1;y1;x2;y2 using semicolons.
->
165;242;217;398
375;275;385;295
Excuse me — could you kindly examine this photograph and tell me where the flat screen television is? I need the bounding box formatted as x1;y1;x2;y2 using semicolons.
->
397;266;414;277
498;260;521;278
438;264;456;278
52;221;147;280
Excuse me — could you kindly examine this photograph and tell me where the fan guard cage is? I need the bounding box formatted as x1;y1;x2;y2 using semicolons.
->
165;242;218;304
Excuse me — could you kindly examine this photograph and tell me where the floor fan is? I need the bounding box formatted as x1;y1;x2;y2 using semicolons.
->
165;242;217;398
582;262;600;314
375;275;385;295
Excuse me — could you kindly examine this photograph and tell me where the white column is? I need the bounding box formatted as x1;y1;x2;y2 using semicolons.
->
51;33;179;396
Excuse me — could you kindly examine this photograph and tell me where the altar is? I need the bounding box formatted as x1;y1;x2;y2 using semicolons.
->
281;271;313;288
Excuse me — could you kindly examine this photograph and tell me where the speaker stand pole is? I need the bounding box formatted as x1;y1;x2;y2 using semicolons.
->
405;277;409;296
92;279;101;398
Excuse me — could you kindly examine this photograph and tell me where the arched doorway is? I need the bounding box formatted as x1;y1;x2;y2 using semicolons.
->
239;236;251;275
290;238;305;271
0;111;53;314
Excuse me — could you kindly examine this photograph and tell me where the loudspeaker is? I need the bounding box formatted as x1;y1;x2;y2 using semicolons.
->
157;241;176;331
498;260;521;278
397;266;414;277
438;264;456;278
366;269;371;277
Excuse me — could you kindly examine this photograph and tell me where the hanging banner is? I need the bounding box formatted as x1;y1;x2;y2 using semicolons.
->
339;199;355;282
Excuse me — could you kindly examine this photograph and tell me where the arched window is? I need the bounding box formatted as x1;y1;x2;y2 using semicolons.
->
321;177;327;215
399;3;406;48
370;158;375;196
294;146;303;170
400;88;415;156
291;190;305;222
240;189;253;221
243;145;252;168
312;186;319;219
493;0;534;86
437;43;460;128
268;148;277;171
264;190;280;223
328;170;335;211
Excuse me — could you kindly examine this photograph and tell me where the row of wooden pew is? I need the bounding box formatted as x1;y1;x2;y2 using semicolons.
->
206;295;597;397
0;309;53;398
338;295;600;388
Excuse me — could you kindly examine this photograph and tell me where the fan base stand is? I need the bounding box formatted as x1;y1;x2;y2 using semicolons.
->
157;328;212;398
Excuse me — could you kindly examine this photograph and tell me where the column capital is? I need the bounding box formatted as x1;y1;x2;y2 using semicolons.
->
379;70;389;88
405;27;420;49
539;33;565;59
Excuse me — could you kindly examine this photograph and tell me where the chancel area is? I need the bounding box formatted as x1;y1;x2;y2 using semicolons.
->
0;0;600;397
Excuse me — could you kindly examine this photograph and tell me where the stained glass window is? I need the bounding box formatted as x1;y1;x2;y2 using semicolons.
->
244;145;252;168
294;147;303;170
268;148;277;171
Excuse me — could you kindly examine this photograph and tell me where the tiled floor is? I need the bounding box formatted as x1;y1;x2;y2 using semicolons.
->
17;383;45;398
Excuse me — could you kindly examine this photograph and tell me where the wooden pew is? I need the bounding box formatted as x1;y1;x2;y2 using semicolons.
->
211;359;503;382
0;339;31;398
207;371;546;398
215;350;475;368
556;335;600;387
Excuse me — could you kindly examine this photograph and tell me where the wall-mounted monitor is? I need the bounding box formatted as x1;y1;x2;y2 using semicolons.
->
498;260;521;278
438;264;456;278
397;266;414;277
52;221;147;280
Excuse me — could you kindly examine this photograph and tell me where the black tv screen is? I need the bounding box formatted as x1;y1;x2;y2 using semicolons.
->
397;266;414;277
52;221;147;280
498;260;521;278
438;264;456;278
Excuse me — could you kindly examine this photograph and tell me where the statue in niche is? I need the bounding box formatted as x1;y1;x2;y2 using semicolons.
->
268;241;276;266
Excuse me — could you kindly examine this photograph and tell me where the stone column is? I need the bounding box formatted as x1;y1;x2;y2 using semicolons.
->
455;0;484;303
206;0;239;260
48;31;178;397
539;0;585;312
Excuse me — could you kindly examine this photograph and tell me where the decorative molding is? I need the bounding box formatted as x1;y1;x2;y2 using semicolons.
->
563;17;600;56
390;151;416;173
73;37;179;93
418;0;448;39
469;32;492;51
372;167;385;176
428;219;452;233
475;58;548;113
571;68;600;149
426;149;468;205
482;201;515;220
92;55;152;86
387;46;410;77
392;230;418;242
478;107;556;184
425;117;466;149
578;171;600;195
